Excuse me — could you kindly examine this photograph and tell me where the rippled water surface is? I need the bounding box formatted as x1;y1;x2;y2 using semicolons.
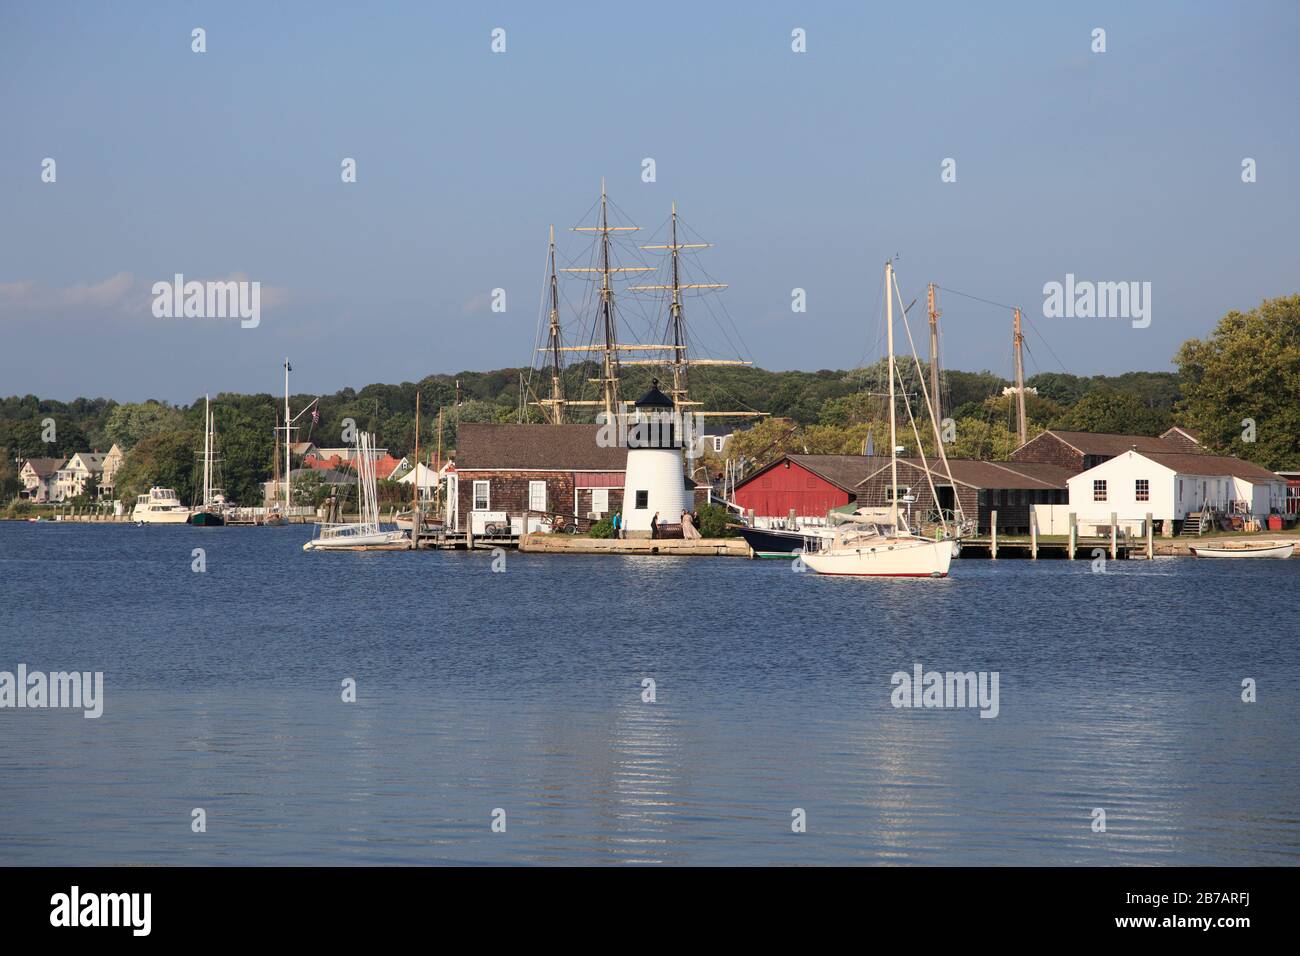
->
1;523;1296;865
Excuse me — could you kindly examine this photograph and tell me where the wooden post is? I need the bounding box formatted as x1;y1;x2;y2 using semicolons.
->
1030;508;1038;560
1068;512;1076;559
990;510;998;559
1145;512;1154;560
1110;511;1118;560
788;507;796;530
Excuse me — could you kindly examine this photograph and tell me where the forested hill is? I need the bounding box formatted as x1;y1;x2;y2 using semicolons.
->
4;291;1299;505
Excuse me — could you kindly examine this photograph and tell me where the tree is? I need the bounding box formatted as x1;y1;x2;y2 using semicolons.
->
1175;295;1300;470
114;429;201;504
105;401;185;448
1051;385;1168;436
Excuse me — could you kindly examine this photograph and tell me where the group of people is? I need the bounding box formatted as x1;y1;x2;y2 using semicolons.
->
609;509;703;539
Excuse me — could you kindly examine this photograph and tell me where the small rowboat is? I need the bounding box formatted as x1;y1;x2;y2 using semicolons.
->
1189;542;1294;559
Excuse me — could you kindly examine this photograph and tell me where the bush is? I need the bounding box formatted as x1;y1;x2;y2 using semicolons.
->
696;502;739;538
587;516;615;538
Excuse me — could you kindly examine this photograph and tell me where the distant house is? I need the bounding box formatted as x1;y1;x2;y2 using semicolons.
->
1068;450;1285;532
1011;429;1196;473
452;423;636;534
702;426;735;455
19;457;65;502
99;444;125;498
54;452;107;499
288;441;319;461
304;449;403;480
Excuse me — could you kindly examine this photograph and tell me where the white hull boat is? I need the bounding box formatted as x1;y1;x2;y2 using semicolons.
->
802;533;952;577
304;431;409;552
132;487;193;524
1189;542;1293;559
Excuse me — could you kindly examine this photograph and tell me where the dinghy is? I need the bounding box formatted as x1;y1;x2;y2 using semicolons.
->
1189;541;1293;559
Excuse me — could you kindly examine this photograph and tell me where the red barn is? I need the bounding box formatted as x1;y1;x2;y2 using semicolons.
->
734;454;886;519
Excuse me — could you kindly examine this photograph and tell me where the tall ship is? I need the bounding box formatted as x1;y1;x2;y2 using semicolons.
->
524;183;765;436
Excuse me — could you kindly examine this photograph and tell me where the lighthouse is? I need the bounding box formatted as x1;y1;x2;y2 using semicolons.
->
622;379;691;538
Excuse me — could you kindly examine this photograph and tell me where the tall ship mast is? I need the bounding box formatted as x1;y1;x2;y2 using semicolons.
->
529;185;765;428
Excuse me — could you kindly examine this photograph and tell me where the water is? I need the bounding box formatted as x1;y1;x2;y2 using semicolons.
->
1;522;1296;865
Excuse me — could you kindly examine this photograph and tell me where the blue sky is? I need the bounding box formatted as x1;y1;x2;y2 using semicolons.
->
2;1;1297;403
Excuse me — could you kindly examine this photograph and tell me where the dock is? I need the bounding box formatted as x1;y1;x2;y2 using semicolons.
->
519;534;749;557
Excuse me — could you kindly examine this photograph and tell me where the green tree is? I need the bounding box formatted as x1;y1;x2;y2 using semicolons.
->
105;401;185;448
1175;295;1300;469
114;429;201;504
1051;385;1167;435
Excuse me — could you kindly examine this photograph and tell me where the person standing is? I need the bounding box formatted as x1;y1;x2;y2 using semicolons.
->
650;512;660;539
611;512;621;538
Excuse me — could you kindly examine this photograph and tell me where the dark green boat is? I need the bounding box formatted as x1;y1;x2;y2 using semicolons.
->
189;510;225;527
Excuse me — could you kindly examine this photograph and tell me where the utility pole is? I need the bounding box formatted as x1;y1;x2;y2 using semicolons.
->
927;283;942;423
1012;307;1027;446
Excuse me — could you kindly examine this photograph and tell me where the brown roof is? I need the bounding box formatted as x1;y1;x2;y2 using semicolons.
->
455;424;629;471
1020;430;1175;457
858;458;1072;490
22;457;66;477
1138;451;1280;483
786;455;891;491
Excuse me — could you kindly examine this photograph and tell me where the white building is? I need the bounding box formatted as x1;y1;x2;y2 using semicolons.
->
621;381;692;537
1067;449;1285;532
19;458;66;501
54;452;107;499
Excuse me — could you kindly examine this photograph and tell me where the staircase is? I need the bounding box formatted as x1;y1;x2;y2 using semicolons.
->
1181;512;1203;536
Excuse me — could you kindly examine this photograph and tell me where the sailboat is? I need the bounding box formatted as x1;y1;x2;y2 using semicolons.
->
801;260;954;579
190;394;227;526
303;431;408;551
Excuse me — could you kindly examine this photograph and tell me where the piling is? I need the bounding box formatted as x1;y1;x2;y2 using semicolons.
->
1146;512;1154;560
1030;509;1038;560
990;510;998;559
1068;512;1077;559
1110;511;1118;560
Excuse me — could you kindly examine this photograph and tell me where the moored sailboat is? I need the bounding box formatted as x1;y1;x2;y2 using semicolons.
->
303;431;408;551
190;395;227;526
801;260;955;579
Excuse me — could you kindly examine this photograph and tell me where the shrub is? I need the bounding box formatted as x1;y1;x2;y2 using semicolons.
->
697;502;739;537
587;516;615;538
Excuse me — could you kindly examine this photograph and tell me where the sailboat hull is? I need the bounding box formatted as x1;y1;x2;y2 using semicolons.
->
801;538;953;578
189;511;225;527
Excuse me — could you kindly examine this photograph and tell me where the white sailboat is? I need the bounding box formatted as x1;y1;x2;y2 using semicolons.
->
303;431;408;551
802;260;954;579
190;395;228;525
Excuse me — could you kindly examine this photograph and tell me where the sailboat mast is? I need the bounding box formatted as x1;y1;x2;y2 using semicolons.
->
1013;307;1027;446
598;183;620;421
413;392;420;509
887;261;898;529
545;225;565;424
283;359;291;513
203;394;211;507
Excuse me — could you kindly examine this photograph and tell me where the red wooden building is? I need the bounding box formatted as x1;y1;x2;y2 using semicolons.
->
733;455;886;519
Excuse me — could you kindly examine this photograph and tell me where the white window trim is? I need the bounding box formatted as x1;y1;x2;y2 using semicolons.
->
528;480;547;512
472;480;490;511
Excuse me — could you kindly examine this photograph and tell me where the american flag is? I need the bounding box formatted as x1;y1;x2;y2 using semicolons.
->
311;408;319;424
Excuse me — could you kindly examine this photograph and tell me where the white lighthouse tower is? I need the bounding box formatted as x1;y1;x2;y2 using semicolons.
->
622;380;691;537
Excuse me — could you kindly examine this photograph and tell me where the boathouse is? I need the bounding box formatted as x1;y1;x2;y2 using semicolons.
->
1066;450;1286;533
451;423;629;534
732;454;888;522
853;458;1072;535
1010;429;1200;473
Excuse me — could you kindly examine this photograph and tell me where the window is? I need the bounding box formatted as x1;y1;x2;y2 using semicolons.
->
528;480;547;512
886;485;910;502
1093;480;1107;502
591;488;609;515
635;490;648;509
1135;479;1149;502
712;437;724;453
472;480;490;511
